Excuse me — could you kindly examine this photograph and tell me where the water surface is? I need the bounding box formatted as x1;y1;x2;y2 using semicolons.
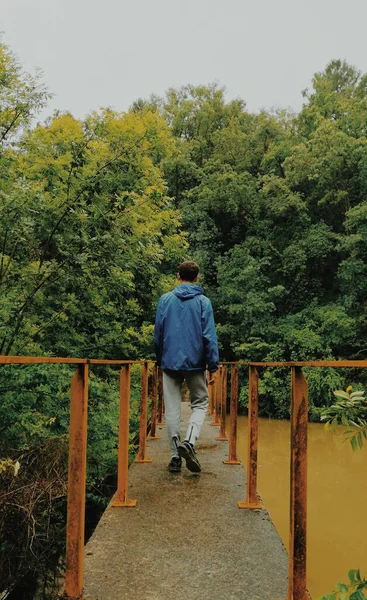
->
234;416;367;598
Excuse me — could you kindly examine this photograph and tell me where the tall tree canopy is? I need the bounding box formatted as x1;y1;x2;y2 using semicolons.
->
158;63;367;415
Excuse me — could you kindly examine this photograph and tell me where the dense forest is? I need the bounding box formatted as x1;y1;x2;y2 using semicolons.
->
1;42;367;596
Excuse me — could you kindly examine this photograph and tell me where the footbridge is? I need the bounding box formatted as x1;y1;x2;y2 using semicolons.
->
3;356;367;599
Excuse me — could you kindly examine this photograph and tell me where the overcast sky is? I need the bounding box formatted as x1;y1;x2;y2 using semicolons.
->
2;0;367;121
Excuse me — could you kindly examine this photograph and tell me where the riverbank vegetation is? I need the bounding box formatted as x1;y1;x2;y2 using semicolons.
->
320;389;367;599
321;569;367;600
1;41;367;596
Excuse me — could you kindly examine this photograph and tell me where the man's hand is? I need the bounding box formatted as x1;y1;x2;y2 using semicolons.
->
208;371;217;386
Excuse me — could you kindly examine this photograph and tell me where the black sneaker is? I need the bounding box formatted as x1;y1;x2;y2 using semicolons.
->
168;456;182;473
177;441;201;473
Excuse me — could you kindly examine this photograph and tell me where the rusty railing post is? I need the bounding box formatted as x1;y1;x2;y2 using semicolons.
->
162;380;165;422
238;365;261;509
208;370;215;415
223;364;241;464
216;365;228;441
210;366;222;426
287;367;308;600
112;365;137;508
157;367;165;425
148;363;160;440
209;377;218;425
135;361;152;463
65;364;88;600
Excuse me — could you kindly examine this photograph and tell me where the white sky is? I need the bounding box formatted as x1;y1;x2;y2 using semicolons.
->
2;0;367;121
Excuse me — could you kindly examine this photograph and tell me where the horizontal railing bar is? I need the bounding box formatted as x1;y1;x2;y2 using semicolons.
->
0;356;156;365
248;361;367;367
220;361;249;365
0;356;88;365
221;360;367;367
2;357;367;368
89;359;155;365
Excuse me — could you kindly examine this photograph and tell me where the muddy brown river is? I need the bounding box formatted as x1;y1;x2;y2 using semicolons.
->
233;416;367;598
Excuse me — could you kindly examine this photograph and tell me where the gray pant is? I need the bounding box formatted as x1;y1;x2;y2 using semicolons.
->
162;370;209;457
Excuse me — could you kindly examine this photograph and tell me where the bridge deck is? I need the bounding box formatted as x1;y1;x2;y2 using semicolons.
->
84;403;288;600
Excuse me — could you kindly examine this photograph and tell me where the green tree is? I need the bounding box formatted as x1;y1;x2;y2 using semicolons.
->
0;46;187;596
0;44;50;151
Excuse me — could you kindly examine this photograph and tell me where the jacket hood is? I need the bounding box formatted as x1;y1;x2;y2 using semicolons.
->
173;284;203;300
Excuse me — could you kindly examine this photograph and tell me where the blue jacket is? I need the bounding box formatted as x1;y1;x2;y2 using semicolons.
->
154;284;219;372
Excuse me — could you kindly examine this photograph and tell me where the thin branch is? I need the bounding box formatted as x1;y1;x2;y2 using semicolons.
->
0;483;34;499
38;135;94;272
0;227;8;277
0;192;33;219
28;308;66;340
5;133;146;285
2;258;69;355
0;107;24;142
0;235;21;282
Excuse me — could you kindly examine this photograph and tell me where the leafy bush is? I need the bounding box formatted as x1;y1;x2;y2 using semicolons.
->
320;387;367;599
319;569;367;600
321;386;367;449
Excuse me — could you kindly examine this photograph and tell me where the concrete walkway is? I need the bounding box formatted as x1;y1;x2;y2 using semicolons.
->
84;403;288;600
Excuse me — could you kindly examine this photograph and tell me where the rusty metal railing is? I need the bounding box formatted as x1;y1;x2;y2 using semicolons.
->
0;355;157;600
3;355;367;600
147;364;160;441
214;359;367;600
156;368;165;425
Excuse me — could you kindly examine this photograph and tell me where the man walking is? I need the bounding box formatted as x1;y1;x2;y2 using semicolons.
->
154;261;219;473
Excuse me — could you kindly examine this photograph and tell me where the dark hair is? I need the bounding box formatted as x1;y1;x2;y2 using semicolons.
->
178;261;199;282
